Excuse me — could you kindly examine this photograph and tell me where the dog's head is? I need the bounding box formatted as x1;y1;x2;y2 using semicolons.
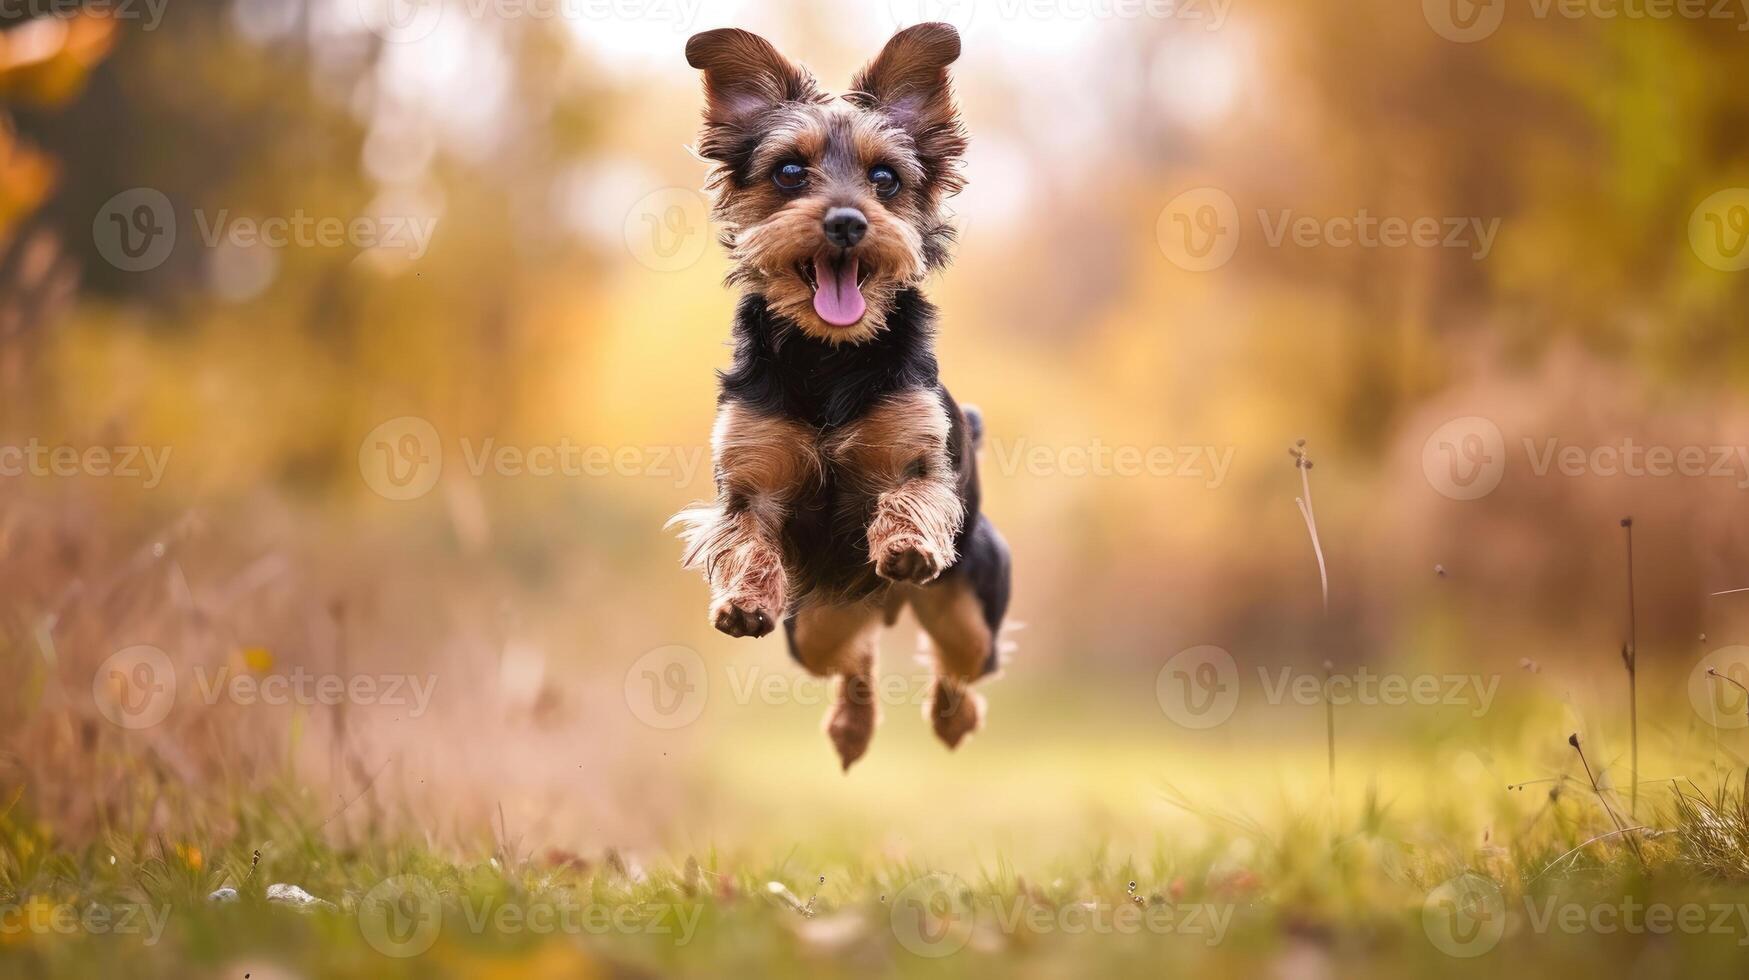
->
685;23;965;344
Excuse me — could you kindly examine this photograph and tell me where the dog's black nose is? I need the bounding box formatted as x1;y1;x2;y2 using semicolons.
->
822;207;868;249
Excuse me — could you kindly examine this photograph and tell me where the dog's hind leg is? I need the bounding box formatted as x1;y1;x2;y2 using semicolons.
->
912;513;1011;749
784;600;884;771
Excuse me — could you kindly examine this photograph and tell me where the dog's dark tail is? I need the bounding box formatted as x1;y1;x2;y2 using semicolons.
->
961;403;984;450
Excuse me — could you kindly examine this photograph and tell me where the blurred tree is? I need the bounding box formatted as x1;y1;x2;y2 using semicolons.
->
0;11;115;413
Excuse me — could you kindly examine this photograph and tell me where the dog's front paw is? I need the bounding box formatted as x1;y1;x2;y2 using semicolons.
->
874;537;944;584
711;596;779;638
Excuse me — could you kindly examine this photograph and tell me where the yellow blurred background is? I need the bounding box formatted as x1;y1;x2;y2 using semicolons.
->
4;0;1749;862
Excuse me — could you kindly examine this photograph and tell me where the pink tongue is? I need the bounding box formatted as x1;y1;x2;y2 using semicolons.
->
812;254;865;326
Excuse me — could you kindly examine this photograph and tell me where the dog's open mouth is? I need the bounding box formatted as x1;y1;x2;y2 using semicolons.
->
798;253;870;327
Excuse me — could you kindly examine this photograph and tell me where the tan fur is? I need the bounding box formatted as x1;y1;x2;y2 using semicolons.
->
910;578;993;681
910;578;993;747
909;574;993;742
669;403;821;633
788;601;883;769
724;103;927;346
826;389;964;582
746;113;829;181
846;113;920;182
787;600;882;677
711;401;822;504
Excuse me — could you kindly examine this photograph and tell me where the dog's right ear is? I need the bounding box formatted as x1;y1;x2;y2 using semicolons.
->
685;29;818;150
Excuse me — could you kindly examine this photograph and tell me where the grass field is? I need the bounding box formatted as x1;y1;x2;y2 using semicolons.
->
9;655;1749;979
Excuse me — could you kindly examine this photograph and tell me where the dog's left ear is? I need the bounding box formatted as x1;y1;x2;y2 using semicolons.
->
851;23;965;193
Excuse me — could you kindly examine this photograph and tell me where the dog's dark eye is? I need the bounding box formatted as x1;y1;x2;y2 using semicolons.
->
772;162;808;192
868;165;901;199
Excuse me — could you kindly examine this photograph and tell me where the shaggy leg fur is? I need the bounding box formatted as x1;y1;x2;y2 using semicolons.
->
670;403;820;638
672;504;788;638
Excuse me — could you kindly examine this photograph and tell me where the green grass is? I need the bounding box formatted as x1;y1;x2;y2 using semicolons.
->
3;797;1749;979
9;686;1749;979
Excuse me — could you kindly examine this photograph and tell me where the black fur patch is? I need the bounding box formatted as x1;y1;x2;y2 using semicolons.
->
717;289;986;604
718;287;942;428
